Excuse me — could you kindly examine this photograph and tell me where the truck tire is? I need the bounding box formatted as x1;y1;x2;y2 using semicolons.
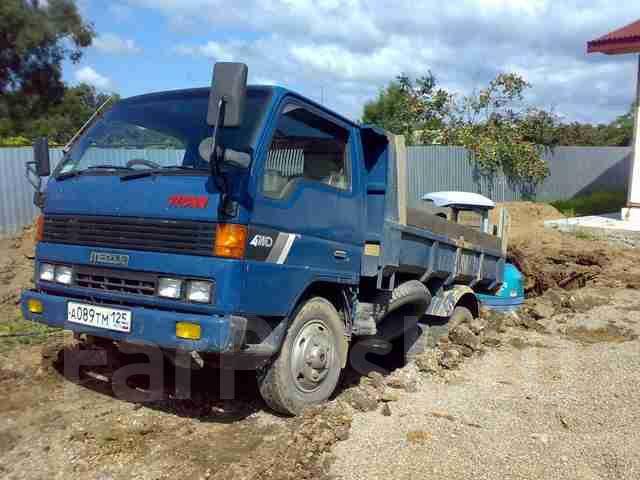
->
449;305;474;328
387;280;431;318
377;281;432;342
257;297;346;415
397;322;429;363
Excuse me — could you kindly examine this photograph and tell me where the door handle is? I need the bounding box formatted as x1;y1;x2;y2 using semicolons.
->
334;250;348;260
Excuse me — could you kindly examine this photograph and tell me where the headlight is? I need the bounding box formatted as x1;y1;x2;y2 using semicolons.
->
186;281;213;303
39;263;55;282
158;278;183;299
54;266;74;285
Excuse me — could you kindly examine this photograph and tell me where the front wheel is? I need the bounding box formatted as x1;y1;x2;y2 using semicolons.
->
257;297;346;415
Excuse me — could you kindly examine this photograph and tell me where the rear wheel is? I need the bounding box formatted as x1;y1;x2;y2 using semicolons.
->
449;306;474;329
258;297;346;415
395;323;429;364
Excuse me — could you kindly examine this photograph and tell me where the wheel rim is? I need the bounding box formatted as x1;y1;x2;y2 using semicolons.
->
290;319;336;393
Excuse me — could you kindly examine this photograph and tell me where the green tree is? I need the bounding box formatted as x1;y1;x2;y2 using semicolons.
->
362;73;450;145
0;0;94;139
600;107;634;146
25;83;117;145
444;73;550;189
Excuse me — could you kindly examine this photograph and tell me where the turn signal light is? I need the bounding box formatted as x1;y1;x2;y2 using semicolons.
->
27;299;44;314
35;215;44;242
214;224;247;259
176;322;201;340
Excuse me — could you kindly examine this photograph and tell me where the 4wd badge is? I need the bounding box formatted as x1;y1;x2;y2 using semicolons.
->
245;227;297;264
249;235;274;248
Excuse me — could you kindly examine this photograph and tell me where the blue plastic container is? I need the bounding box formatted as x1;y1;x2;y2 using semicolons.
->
477;263;525;312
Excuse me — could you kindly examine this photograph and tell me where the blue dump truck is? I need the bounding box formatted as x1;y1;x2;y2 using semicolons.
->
21;63;519;415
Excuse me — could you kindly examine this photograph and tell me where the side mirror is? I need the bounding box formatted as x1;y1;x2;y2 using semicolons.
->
223;149;251;169
207;62;248;128
198;139;251;169
33;137;51;177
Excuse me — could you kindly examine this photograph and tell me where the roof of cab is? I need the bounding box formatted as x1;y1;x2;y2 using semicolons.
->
120;85;361;129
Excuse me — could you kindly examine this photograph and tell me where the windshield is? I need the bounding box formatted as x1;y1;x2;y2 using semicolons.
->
56;87;272;176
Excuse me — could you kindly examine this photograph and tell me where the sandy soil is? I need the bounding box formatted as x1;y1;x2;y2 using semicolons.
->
1;203;640;479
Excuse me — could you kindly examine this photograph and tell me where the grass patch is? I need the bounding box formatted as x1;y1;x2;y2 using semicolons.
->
0;306;60;352
573;230;598;241
551;190;626;217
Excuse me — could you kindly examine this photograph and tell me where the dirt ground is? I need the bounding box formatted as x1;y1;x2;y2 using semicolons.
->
2;203;640;479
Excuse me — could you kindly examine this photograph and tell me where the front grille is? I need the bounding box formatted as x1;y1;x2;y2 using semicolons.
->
75;266;157;296
43;215;216;256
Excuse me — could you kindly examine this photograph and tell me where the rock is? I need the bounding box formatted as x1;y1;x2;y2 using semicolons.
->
469;317;486;335
439;349;462;369
381;403;392;416
385;364;418;392
342;388;378;412
335;425;350;441
484;311;505;333
381;388;400;402
529;301;555;320
367;371;385;390
545;289;565;308
415;350;440;374
502;312;518;329
482;335;502;347
406;430;431;444
432;410;455;422
456;345;474;357
530;433;550;445
449;325;480;351
479;305;492;319
519;316;547;332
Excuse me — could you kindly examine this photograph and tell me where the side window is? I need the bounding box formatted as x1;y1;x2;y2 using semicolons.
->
262;105;350;199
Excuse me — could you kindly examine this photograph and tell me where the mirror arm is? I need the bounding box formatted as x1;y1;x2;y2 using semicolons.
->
25;162;45;209
209;97;238;218
25;162;42;191
209;97;226;176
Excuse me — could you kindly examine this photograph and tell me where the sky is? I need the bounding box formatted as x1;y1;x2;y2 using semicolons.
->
65;0;640;124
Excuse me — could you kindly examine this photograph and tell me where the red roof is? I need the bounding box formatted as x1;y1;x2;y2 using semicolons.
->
587;19;640;55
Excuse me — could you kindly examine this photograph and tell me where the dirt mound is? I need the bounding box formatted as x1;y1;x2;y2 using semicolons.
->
0;225;35;307
492;201;563;223
494;201;640;298
509;244;609;296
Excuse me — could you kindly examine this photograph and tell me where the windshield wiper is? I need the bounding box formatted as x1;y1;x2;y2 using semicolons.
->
120;166;208;181
55;165;134;181
87;165;135;171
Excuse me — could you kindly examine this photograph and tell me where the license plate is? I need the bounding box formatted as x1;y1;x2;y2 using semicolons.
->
67;302;132;333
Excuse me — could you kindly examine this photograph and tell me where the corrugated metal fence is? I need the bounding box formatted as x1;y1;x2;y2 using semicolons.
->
406;146;632;208
0;148;64;238
0;145;633;237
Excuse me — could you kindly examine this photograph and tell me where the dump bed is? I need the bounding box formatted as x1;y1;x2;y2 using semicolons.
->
361;128;506;292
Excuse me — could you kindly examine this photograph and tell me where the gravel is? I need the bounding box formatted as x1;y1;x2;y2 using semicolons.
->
331;287;640;480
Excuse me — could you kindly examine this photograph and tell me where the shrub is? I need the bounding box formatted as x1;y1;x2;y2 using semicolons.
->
550;190;626;216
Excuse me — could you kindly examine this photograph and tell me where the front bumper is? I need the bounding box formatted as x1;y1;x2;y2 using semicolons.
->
21;289;247;353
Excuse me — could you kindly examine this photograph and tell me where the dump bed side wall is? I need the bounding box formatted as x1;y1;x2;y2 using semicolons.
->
361;130;505;288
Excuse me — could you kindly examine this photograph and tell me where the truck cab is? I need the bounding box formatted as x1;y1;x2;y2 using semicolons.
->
22;62;511;415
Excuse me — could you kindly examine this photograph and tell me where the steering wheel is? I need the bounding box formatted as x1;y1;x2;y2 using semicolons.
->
125;158;161;169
